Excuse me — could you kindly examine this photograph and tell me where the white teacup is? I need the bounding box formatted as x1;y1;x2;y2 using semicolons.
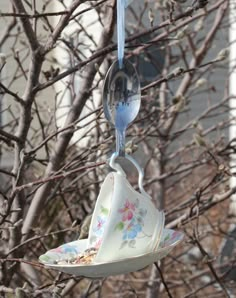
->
88;153;165;263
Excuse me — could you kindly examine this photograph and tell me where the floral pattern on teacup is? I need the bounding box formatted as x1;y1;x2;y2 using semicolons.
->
122;218;142;240
93;216;106;236
92;205;109;248
115;199;150;249
118;200;136;221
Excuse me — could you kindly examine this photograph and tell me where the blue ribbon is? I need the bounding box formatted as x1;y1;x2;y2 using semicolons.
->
117;0;125;68
117;0;133;68
125;0;133;7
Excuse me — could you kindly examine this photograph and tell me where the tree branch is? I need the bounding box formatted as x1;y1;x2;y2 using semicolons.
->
21;0;116;240
11;0;40;51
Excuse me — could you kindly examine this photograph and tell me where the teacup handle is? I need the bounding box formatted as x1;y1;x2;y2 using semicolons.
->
109;152;151;199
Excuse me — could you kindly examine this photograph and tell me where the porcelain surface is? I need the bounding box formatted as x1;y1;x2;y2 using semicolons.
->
88;171;165;263
39;228;184;277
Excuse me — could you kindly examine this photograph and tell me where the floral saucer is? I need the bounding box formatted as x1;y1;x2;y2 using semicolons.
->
39;228;184;277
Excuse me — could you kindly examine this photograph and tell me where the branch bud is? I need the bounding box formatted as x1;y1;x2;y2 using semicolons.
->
125;140;138;154
195;78;207;88
193;133;206;147
148;8;154;27
215;48;229;61
176;25;188;39
194;18;204;32
172;94;186;111
166;67;184;80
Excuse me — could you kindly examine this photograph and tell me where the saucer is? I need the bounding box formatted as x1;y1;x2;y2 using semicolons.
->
39;228;184;277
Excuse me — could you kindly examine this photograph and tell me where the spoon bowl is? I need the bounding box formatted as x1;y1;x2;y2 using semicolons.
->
103;59;141;156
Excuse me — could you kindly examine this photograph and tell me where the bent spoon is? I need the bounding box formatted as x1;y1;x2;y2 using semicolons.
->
103;59;141;156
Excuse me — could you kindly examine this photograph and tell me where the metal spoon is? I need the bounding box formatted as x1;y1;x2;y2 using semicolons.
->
103;59;141;156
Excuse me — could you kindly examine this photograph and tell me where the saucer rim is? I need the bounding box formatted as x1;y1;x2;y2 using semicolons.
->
40;229;184;269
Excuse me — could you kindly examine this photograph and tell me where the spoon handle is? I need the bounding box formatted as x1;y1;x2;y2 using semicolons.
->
116;128;126;156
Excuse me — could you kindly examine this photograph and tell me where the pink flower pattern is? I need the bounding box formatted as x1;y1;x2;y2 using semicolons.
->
159;230;182;248
95;238;102;249
115;199;149;248
51;247;63;253
118;199;136;221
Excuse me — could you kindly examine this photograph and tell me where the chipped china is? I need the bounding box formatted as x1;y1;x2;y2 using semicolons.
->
88;153;165;263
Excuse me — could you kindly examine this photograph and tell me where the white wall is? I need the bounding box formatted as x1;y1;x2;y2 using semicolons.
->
52;1;104;148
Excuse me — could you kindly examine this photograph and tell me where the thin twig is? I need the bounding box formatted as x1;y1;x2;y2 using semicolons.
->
154;263;174;298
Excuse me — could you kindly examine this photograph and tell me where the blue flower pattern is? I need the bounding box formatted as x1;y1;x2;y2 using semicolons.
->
115;199;149;249
123;218;142;240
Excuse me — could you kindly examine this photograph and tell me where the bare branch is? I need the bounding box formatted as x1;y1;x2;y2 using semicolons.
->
11;0;40;50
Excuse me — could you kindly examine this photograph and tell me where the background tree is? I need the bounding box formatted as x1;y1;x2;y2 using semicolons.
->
0;0;235;297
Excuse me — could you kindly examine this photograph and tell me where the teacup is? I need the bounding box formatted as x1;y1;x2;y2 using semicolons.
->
88;153;165;263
